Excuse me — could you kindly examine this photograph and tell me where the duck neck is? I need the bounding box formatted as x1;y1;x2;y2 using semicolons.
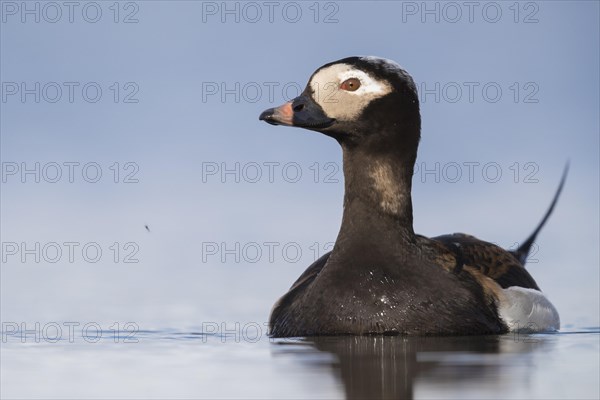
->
334;144;417;253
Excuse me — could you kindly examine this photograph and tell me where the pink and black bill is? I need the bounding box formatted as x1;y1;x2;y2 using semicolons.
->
259;93;335;130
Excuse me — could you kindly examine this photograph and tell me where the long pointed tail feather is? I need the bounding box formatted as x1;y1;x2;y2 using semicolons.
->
512;162;569;266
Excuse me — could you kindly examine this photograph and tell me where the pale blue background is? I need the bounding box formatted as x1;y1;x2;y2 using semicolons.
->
1;1;599;398
1;0;598;340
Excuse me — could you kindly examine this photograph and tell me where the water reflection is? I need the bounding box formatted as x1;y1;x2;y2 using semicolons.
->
273;334;553;399
2;326;598;398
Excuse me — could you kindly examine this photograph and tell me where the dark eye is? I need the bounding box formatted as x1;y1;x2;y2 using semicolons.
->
340;78;361;92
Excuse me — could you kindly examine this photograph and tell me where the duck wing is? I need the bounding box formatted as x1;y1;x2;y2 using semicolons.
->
430;163;568;290
431;233;540;290
269;252;331;334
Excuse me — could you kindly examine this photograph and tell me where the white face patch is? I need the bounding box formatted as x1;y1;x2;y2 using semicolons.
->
308;63;392;121
337;69;390;96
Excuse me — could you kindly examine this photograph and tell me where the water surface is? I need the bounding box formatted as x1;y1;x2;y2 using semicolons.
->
2;327;598;399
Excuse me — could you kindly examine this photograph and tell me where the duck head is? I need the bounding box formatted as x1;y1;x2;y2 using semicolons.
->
259;56;421;152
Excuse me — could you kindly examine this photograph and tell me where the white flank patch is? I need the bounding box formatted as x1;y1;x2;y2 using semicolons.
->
498;286;560;332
